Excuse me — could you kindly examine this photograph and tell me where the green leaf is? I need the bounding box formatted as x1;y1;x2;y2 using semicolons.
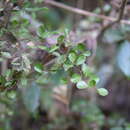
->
18;27;29;38
11;19;19;27
88;80;96;87
4;69;12;80
88;75;100;87
22;54;31;73
38;25;46;34
76;55;86;65
21;19;30;27
7;91;16;99
97;88;108;96
68;52;77;63
76;43;86;51
38;45;49;51
60;77;68;84
71;73;81;83
0;75;6;85
51;64;60;71
52;52;61;57
34;63;43;73
1;52;12;58
63;60;73;71
23;83;40;112
40;7;49;12
76;81;88;89
20;78;28;86
64;28;70;37
37;25;50;39
57;55;66;64
57;35;65;43
49;45;59;53
83;51;91;57
82;64;92;76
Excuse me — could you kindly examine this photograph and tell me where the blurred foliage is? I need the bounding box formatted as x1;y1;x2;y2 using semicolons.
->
0;0;130;130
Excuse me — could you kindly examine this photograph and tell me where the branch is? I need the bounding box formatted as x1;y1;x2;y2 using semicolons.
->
44;0;130;25
118;0;128;21
97;0;128;43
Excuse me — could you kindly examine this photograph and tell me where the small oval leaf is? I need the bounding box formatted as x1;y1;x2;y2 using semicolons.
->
71;73;81;83
76;55;86;65
68;52;77;63
97;88;108;96
76;81;88;89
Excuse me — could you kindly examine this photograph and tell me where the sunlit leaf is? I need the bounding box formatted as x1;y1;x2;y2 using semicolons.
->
76;55;86;65
97;88;108;96
63;60;73;71
71;73;81;83
68;52;77;63
82;64;92;77
34;63;43;73
37;25;50;39
76;43;86;51
83;51;91;57
76;81;88;89
88;75;100;87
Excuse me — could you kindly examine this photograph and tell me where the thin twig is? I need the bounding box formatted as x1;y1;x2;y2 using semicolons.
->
97;0;128;43
44;0;130;25
118;0;128;21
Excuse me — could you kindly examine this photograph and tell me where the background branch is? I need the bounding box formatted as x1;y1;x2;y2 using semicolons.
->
97;0;128;43
44;0;130;25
